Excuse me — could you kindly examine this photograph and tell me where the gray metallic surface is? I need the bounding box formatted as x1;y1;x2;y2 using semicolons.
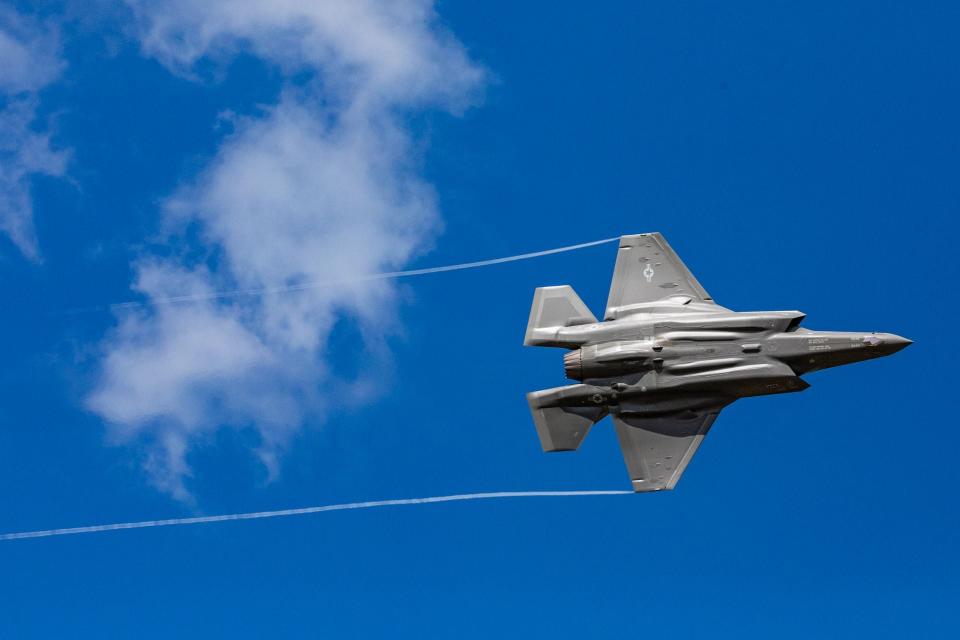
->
524;233;911;492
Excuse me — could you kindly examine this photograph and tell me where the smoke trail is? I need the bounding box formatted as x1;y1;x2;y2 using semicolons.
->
0;490;630;541
61;237;619;315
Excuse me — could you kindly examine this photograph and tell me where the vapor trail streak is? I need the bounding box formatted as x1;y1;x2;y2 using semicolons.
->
0;490;630;541
63;236;619;314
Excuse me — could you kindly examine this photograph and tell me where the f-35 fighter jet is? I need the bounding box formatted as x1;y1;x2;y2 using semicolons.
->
524;233;911;492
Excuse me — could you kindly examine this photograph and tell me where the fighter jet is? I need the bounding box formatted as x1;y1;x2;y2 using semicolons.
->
524;233;911;492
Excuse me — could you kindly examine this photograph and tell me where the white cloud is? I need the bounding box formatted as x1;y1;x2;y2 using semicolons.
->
123;0;481;109
0;8;67;260
89;0;483;498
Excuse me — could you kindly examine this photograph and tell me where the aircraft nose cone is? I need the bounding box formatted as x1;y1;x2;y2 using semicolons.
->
883;333;913;353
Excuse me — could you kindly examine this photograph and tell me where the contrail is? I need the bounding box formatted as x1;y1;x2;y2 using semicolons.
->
62;236;619;315
0;490;630;541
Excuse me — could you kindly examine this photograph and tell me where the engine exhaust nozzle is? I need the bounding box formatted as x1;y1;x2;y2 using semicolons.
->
563;349;583;380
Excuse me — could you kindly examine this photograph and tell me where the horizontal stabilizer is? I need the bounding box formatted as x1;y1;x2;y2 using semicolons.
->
527;386;607;452
524;286;597;347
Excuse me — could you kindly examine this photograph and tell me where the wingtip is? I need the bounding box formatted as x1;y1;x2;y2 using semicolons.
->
631;479;669;493
618;232;662;246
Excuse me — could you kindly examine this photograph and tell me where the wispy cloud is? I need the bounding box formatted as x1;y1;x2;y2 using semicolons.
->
88;0;483;499
0;7;68;260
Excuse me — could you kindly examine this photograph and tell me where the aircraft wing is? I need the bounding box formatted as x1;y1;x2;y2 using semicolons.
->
604;233;715;320
612;405;725;492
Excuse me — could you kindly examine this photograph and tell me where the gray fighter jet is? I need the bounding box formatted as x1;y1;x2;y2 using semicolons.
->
525;233;911;492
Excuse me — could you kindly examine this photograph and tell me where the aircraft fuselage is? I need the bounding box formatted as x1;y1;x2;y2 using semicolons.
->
543;307;910;417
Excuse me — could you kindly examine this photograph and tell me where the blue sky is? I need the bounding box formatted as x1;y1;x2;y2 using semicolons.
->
1;1;958;637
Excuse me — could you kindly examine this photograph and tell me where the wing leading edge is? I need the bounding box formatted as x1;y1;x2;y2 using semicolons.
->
612;406;725;492
604;233;714;320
